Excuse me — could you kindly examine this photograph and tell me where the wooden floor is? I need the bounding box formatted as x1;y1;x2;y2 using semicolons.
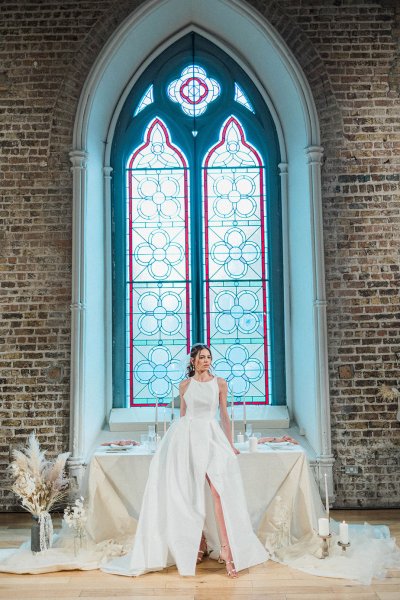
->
0;510;399;600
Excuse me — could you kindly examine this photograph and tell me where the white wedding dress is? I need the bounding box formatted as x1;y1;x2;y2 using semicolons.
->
101;376;269;576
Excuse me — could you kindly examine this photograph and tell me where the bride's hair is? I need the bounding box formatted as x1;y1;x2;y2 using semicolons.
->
187;343;212;378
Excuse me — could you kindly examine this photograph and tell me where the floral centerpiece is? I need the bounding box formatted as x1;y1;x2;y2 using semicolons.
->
8;432;70;552
64;496;88;555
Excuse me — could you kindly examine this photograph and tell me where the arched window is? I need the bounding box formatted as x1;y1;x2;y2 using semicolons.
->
112;33;284;409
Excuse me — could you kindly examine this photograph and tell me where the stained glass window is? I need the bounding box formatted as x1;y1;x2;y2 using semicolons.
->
168;65;220;117
112;33;284;409
126;118;191;405
134;85;154;116
203;117;270;401
234;83;255;113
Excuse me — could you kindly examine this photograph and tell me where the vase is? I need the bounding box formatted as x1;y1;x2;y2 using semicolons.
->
31;516;41;553
73;526;87;556
31;513;52;553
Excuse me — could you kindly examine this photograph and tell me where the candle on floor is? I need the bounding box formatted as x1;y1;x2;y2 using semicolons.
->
324;473;329;517
339;520;349;544
318;517;330;537
237;433;244;443
243;399;246;431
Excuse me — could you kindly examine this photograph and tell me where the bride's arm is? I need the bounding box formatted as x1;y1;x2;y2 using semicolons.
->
179;380;188;417
218;378;239;455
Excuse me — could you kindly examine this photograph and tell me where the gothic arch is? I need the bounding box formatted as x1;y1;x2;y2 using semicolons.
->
68;0;334;499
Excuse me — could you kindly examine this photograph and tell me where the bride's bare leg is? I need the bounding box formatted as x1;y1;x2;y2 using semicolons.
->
206;475;237;576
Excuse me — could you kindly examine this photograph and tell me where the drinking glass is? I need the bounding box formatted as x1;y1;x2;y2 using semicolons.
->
245;423;253;439
140;433;148;452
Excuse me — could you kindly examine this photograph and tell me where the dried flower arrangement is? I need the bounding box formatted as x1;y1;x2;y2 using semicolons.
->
8;432;70;551
9;432;70;515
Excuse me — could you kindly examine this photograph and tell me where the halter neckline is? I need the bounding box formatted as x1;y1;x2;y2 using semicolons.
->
192;376;215;383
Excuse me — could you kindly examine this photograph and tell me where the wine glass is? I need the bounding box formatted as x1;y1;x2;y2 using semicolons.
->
245;423;253;439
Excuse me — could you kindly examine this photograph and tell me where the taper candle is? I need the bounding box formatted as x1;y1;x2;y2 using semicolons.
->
163;407;166;436
243;399;247;430
155;398;158;434
171;385;174;421
324;473;329;517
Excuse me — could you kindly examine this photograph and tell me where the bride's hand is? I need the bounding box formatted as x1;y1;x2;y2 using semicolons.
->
231;445;240;455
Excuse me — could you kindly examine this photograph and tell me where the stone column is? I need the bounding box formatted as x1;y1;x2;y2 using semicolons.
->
306;145;335;502
68;149;88;486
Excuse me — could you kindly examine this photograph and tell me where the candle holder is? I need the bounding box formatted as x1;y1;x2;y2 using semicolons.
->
337;540;351;552
318;533;331;559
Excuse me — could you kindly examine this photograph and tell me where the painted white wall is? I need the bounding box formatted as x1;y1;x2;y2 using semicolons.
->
69;0;332;491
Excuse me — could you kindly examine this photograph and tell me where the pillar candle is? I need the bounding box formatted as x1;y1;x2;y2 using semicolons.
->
249;437;258;452
339;520;349;544
318;517;330;536
324;473;329;517
237;433;244;443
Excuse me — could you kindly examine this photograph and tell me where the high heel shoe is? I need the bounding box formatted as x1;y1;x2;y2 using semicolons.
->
218;544;238;577
197;533;209;564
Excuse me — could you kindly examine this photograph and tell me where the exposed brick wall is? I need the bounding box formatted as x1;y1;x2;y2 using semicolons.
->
1;0;399;510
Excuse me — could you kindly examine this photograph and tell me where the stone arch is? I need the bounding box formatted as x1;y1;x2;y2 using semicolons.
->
67;0;335;499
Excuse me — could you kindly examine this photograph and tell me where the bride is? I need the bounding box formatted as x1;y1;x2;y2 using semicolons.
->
102;343;268;577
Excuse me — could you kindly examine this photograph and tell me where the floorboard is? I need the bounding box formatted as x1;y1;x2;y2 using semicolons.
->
0;510;398;600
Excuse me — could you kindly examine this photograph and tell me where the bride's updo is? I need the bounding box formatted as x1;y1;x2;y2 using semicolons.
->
186;343;212;378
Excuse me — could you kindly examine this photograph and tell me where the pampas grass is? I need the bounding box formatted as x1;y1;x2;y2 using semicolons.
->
9;432;70;516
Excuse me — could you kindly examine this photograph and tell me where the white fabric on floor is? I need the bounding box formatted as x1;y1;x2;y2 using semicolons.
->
0;440;399;583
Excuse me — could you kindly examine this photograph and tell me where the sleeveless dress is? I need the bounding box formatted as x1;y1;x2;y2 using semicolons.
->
101;377;269;576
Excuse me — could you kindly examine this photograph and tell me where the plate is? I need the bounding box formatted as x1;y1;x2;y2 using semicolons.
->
105;444;135;451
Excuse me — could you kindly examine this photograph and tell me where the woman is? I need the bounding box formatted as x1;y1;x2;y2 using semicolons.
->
102;343;268;577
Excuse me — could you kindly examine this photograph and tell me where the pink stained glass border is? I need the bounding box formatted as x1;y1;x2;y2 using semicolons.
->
203;116;269;404
127;118;191;406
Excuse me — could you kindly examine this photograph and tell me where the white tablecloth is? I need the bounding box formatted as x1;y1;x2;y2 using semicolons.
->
85;443;325;552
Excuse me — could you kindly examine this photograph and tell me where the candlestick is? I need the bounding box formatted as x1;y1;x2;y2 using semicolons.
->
163;407;166;436
318;532;331;559
171;385;174;421
318;517;330;537
324;473;329;517
155;398;158;435
339;520;349;544
230;392;234;441
243;399;246;430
